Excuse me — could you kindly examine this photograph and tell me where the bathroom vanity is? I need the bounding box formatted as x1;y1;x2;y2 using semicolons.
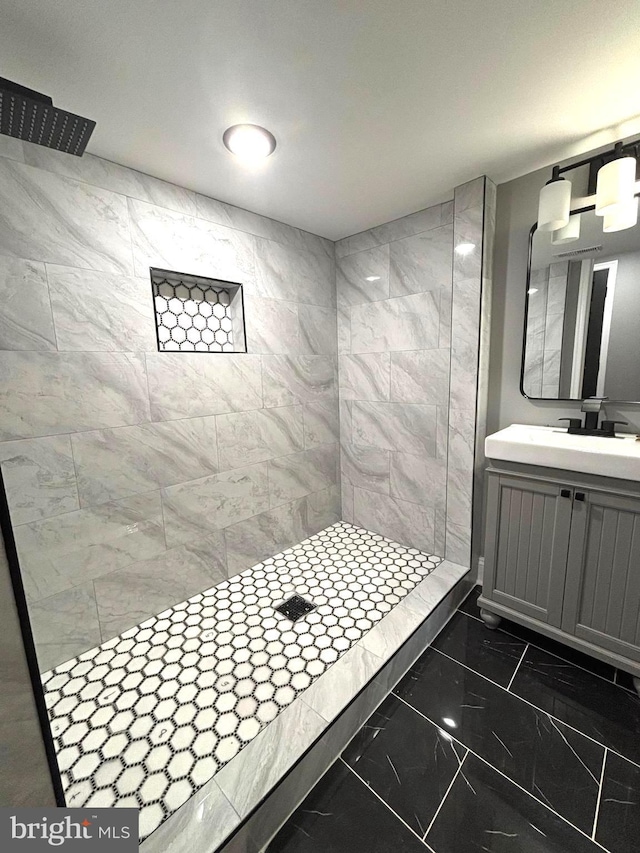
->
481;424;640;694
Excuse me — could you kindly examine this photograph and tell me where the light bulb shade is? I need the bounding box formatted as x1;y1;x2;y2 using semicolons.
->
551;213;581;245
602;197;638;232
595;156;636;216
537;178;571;232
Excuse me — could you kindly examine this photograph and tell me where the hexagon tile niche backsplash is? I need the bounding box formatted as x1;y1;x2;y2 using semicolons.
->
41;522;439;840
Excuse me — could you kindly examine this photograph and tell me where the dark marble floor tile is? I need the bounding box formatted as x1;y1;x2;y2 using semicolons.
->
511;645;640;765
431;611;527;687
266;758;428;852
615;668;639;694
500;621;616;682
342;693;464;836
458;586;482;618
596;751;640;853
394;648;604;834
426;753;603;853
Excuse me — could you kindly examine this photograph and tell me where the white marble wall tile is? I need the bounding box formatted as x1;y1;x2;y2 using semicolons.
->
335;203;446;258
216;406;303;471
302;401;340;449
215;697;327;819
0;352;150;440
339;353;390;401
341;443;390;495
243;294;300;354
0;257;56;351
0;136;24;162
449;277;481;410
161;463;270;547
441;200;454;225
302;485;341;534
336;301;351;355
254;237;333;307
14;491;166;602
454;177;485;213
390;451;446;508
128;198;255;283
195;193;332;260
389;224;453;297
71;417;220;506
29;584;101;672
223;499;308;574
543;310;564;352
339;399;353;445
336;245;390;305
145;353;262;421
446;407;475;529
546;274;568;314
46;265;157;352
434;506;447;562
445;520;471;568
351;401;437;456
139;777;239;853
390;349;449;405
350;292;440;353
341;481;354;524
301;645;382;722
438;284;453;348
262;355;337;408
0;159;132;274
0;435;79;525
541;349;561;397
268;445;338;507
358;599;423;659
401;558;469;617
94;534;227;639
298;304;337;355
352;488;435;553
453;206;483;283
22;146;197;216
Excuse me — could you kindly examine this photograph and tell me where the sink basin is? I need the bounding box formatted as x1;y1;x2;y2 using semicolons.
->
485;424;640;482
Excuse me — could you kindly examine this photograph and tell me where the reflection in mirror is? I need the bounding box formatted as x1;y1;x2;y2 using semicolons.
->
522;205;640;401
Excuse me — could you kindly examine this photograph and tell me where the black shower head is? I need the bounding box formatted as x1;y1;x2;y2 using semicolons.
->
0;77;95;156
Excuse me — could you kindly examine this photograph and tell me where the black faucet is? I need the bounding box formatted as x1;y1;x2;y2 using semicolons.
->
559;397;627;437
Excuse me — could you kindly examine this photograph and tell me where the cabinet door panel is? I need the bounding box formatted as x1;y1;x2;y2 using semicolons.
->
484;473;572;627
563;490;640;662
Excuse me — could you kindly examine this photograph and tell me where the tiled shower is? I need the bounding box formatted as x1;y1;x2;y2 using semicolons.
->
0;137;494;842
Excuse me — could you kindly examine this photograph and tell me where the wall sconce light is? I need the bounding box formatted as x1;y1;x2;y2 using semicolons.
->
551;213;581;245
537;167;572;232
538;139;639;236
603;196;639;232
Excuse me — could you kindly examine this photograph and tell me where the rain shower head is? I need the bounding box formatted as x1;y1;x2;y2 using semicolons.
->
0;77;95;156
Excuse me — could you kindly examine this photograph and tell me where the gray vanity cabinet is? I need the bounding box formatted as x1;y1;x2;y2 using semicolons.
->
483;473;572;628
481;462;640;682
562;489;640;664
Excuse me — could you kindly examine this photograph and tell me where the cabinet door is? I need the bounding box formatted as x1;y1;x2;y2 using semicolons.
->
483;473;573;627
562;489;640;663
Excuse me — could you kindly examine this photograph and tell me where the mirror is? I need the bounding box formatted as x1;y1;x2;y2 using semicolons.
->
522;204;640;401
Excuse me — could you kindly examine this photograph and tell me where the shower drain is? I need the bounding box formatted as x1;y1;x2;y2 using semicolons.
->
275;594;317;622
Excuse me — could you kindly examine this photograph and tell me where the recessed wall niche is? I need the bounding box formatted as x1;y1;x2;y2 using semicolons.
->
150;267;247;352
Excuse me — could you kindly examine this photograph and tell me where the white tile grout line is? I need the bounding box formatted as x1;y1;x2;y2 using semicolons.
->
429;645;640;773
391;693;612;853
422;748;469;840
340;758;434;851
506;643;529;692
460;599;638;693
592;748;608;841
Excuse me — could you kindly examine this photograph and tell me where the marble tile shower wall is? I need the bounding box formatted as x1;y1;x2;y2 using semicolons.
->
335;178;492;570
0;141;340;672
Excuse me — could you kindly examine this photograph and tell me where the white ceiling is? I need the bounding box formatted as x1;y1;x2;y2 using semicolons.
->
2;0;640;240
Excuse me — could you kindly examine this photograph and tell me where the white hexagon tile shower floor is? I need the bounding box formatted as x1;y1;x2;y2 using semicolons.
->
41;522;440;840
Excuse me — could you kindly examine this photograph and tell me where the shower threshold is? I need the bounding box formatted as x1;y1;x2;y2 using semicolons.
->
41;521;471;851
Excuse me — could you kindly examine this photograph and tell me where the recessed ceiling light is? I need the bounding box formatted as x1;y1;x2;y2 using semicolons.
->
455;242;476;256
365;275;381;282
222;124;276;160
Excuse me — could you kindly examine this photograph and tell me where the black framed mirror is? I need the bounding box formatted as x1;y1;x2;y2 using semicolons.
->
521;201;640;402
